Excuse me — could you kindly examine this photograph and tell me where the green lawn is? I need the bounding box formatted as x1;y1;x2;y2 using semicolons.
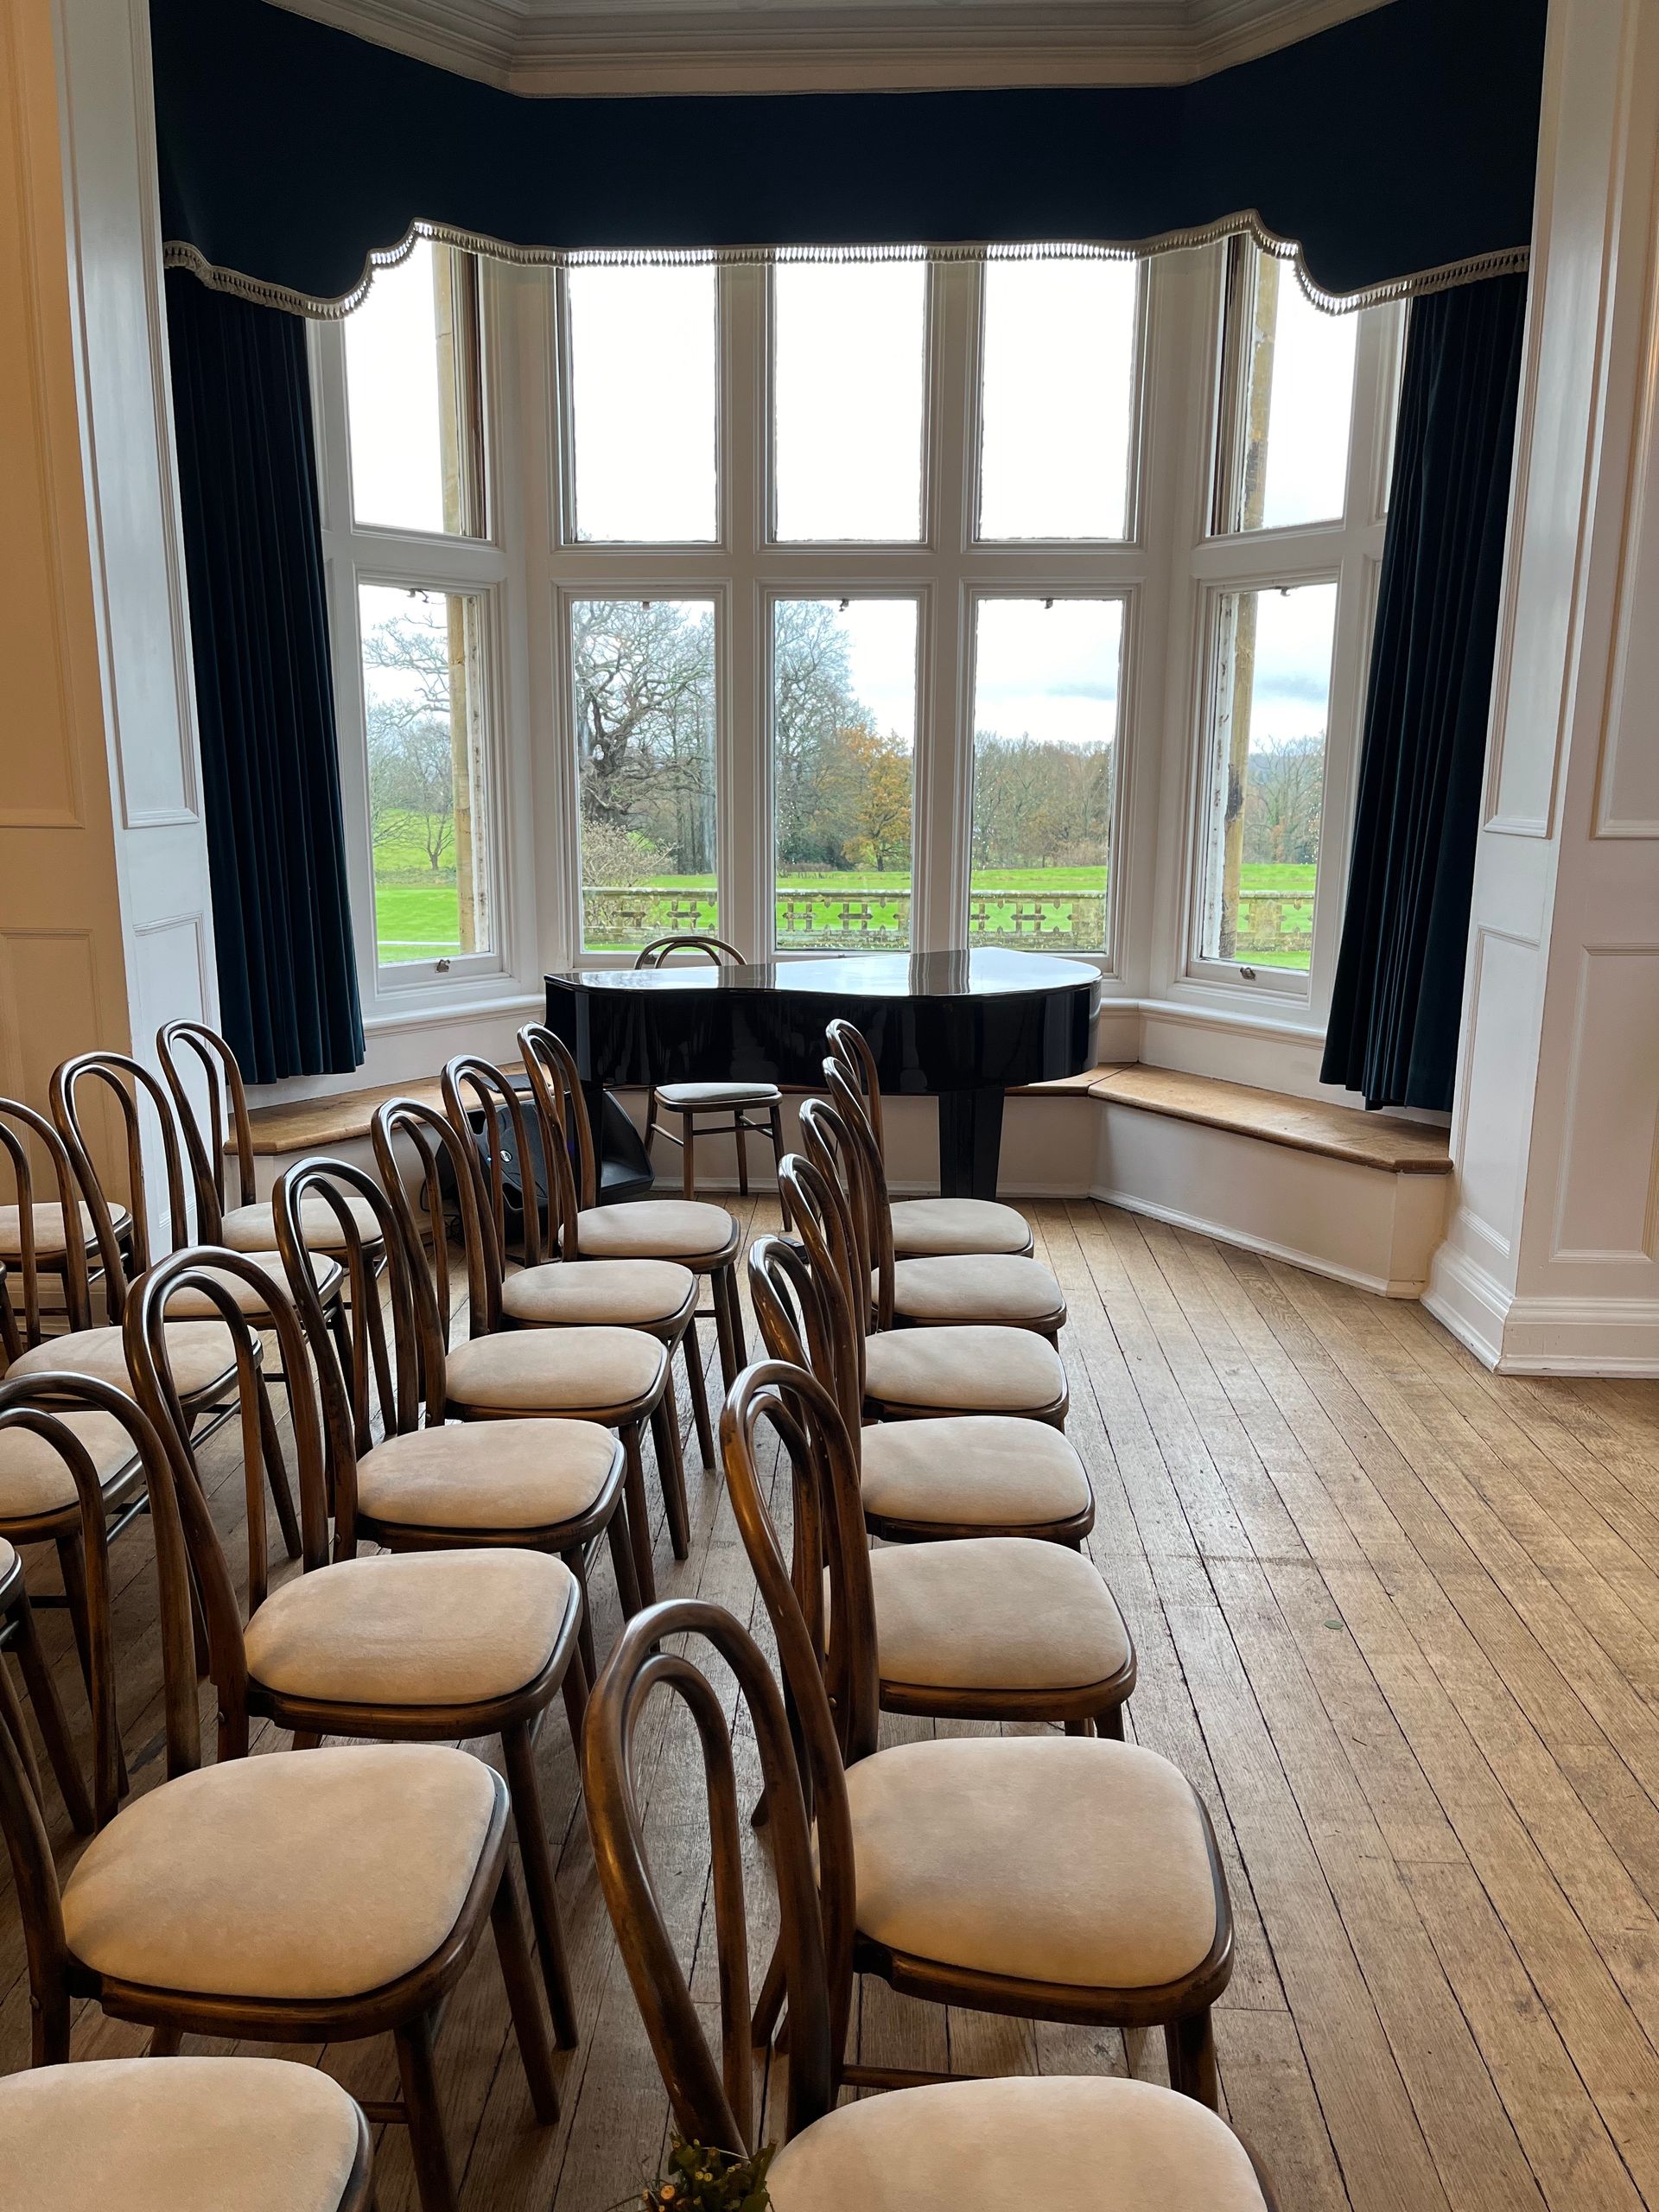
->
372;849;1319;967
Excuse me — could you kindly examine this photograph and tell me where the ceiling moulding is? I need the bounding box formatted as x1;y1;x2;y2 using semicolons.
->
262;0;1396;96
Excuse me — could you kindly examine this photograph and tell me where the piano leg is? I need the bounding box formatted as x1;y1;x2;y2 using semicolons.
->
937;1088;1006;1202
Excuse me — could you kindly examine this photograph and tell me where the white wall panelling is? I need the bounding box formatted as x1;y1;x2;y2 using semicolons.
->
1427;0;1659;1374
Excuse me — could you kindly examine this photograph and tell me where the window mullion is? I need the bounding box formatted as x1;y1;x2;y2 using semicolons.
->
914;258;977;954
722;261;767;961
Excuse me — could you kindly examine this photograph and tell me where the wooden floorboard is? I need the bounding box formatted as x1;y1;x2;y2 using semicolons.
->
4;1194;1659;2208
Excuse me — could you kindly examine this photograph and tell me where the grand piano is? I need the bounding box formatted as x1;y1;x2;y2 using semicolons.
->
543;947;1101;1201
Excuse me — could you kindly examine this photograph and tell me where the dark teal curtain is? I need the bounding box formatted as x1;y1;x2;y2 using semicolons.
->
1320;273;1527;1112
166;270;365;1084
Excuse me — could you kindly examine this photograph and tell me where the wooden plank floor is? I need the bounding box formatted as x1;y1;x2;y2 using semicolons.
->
6;1196;1659;2209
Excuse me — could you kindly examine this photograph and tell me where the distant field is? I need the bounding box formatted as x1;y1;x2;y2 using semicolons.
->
372;837;1319;967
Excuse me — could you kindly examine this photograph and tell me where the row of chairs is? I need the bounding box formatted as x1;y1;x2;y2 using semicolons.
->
0;1005;1274;2209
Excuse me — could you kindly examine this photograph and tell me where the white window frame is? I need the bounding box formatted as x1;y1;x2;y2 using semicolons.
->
310;257;526;1017
1173;249;1403;1019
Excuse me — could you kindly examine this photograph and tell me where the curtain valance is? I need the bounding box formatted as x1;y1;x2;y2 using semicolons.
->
153;0;1545;318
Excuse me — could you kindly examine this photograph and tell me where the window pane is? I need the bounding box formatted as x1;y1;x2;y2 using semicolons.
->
772;260;925;542
969;599;1122;956
567;264;717;543
1198;582;1337;972
571;601;717;952
1229;251;1357;531
978;257;1138;540
345;241;480;536
361;584;493;966
772;600;917;949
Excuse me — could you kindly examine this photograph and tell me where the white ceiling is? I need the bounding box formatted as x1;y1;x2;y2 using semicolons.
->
265;0;1393;96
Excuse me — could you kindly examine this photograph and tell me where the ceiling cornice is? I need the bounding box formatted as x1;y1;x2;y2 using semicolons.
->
263;0;1394;97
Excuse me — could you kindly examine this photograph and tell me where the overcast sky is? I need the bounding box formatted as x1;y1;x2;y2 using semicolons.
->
344;241;1355;753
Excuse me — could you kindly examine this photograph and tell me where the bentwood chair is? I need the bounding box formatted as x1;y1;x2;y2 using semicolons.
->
518;1020;748;1389
634;935;789;1214
156;1019;385;1262
584;1599;1272;2208
0;2056;373;2212
823;1055;1066;1338
0;1376;556;2212
442;1051;705;1504
272;1153;641;1695
0;1499;92;1834
128;1243;590;2051
824;1015;1036;1259
0;1097;129;1336
797;1101;1070;1428
37;1050;325;1554
372;1096;676;1605
747;1230;1134;1738
721;1360;1234;2110
767;1150;1093;1546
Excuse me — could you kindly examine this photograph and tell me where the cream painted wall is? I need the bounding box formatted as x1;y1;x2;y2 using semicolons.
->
1427;0;1659;1374
0;0;132;1135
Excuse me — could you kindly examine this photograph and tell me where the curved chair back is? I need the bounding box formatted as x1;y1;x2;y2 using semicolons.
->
775;1139;868;1439
0;1376;197;1829
442;1052;553;1268
517;1022;597;1245
50;1052;195;1319
633;933;747;971
0;1100;99;1347
125;1249;331;1751
584;1591;847;2153
271;1157;437;1541
820;1057;899;1328
371;1094;501;1342
156;1020;257;1239
824;1015;886;1157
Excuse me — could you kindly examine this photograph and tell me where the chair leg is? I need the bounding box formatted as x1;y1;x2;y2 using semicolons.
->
1063;1715;1095;1738
255;1378;303;1561
605;1496;643;1618
6;1594;94;1835
56;1527;127;1798
491;1864;563;2121
0;1623;48;1804
734;1114;751;1198
620;1424;657;1606
1165;2009;1218;2108
650;1389;690;1562
681;1113;696;1202
148;2024;183;2056
503;1718;580;2050
768;1103;788;1229
1100;1702;1126;1741
751;1936;786;2048
715;1263;747;1383
681;1317;715;1472
393;2012;460;2212
564;1548;597;1687
560;1641;590;1747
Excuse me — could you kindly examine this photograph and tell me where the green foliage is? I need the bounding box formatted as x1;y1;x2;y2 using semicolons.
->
622;2139;775;2212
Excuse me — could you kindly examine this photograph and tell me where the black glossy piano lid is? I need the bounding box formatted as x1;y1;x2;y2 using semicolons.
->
544;947;1102;1096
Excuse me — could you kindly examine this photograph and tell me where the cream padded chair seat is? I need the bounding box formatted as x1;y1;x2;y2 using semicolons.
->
887;1254;1064;1326
356;1418;622;1530
575;1199;736;1262
244;1549;578;1707
502;1256;695;1328
887;1198;1031;1259
653;1079;781;1106
0;1535;13;1582
870;1538;1130;1692
766;2074;1266;2212
61;1743;498;2000
166;1249;344;1320
7;1319;245;1402
845;1736;1217;1990
219;1192;384;1256
445;1326;666;1414
0;2056;369;2212
0;1407;137;1519
859;1416;1091;1529
0;1199;130;1258
863;1325;1065;1415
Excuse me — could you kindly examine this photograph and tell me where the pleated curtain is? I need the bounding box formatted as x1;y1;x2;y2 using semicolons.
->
166;269;365;1084
1320;273;1528;1112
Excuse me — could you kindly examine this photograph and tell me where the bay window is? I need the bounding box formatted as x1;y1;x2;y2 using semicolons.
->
312;231;1402;1071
